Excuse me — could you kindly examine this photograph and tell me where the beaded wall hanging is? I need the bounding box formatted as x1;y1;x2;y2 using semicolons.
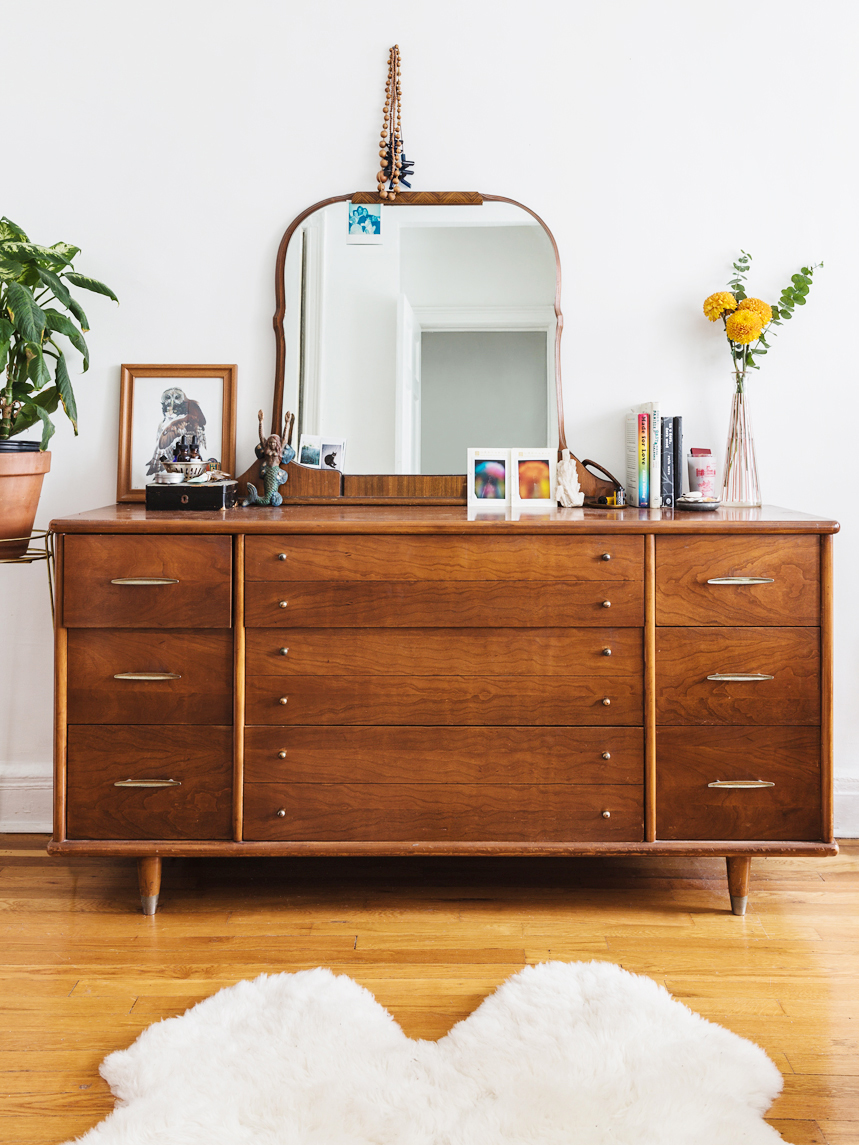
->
376;45;415;200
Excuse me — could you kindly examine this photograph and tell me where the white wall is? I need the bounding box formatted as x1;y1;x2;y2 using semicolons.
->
2;0;857;832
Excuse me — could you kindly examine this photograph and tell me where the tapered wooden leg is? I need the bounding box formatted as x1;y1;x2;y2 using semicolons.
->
137;856;162;916
726;856;751;916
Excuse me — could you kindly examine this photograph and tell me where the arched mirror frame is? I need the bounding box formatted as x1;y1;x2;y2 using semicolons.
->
259;191;617;503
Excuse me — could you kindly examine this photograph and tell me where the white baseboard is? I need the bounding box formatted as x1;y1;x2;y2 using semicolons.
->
2;767;859;839
0;763;53;832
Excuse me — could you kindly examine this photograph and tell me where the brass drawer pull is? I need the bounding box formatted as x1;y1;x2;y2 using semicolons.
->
278;601;289;609
707;780;775;789
602;647;612;656
114;778;182;788
602;697;611;706
706;576;775;585
601;552;611;561
601;600;611;609
277;553;287;561
278;750;287;759
113;672;182;681
279;647;289;656
706;673;774;682
279;696;289;705
601;810;611;819
109;577;179;586
601;751;611;760
276;808;286;817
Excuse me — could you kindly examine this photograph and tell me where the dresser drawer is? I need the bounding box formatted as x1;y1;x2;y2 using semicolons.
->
246;675;643;726
245;581;643;628
67;630;233;724
243;782;644;842
244;726;644;784
66;725;232;840
656;627;819;725
63;535;232;628
655;536;819;626
246;628;642;676
246;534;644;582
656;726;821;840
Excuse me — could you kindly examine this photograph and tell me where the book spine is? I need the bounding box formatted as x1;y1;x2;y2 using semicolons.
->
672;416;683;501
661;417;674;508
637;413;649;506
625;412;640;506
648;402;661;508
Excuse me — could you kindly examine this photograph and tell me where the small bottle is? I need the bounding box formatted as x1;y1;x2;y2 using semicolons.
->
189;435;201;460
177;435;190;462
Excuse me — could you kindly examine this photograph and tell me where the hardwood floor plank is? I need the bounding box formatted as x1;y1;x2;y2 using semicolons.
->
0;836;855;1143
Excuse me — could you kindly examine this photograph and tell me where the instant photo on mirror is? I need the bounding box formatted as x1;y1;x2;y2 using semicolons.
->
467;448;510;507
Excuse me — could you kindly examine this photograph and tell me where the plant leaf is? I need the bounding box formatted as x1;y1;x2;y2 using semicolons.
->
1;241;70;266
54;351;78;433
66;295;90;332
43;309;89;369
49;242;80;264
63;272;118;302
0;336;9;373
36;267;72;308
26;342;52;389
5;281;46;342
0;257;25;281
0;217;29;242
0;317;13;341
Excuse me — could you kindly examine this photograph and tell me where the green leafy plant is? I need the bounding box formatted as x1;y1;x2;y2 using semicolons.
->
0;216;118;448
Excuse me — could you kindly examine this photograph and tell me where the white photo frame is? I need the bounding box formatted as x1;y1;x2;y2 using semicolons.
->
511;447;557;508
298;434;322;467
320;439;347;472
467;447;511;507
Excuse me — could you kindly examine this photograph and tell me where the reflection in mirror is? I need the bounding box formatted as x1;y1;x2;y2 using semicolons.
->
281;202;558;475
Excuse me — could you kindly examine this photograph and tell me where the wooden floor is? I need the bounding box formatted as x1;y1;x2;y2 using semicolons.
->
1;838;857;1145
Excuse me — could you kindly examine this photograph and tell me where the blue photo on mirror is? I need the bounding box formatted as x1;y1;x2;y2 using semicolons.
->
347;202;382;244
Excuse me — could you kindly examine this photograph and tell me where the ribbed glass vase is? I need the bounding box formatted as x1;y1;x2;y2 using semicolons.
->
721;379;761;507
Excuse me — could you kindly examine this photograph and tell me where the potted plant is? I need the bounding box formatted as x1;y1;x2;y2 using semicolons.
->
0;216;117;556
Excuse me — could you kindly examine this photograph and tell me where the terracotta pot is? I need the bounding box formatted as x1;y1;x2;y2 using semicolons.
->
0;447;51;559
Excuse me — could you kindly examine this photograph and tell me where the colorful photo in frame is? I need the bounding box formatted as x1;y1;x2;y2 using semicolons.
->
511;447;557;508
467;448;510;507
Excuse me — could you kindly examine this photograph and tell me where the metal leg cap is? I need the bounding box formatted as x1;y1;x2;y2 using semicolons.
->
730;894;748;916
141;894;159;916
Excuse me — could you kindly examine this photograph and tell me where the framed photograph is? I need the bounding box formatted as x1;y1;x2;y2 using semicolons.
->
467;447;510;507
511;447;557;508
320;439;347;472
117;365;237;503
298;434;322;467
347;201;383;245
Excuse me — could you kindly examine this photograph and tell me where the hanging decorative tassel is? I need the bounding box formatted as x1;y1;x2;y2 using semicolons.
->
377;46;414;200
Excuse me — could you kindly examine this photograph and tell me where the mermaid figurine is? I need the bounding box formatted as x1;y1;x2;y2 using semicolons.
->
244;409;296;507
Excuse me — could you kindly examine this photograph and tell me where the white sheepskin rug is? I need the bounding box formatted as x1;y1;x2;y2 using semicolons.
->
67;961;788;1144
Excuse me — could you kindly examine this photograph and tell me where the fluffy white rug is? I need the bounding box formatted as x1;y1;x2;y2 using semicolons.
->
67;961;788;1144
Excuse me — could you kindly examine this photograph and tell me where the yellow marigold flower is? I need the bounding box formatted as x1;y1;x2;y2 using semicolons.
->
737;297;773;326
703;292;738;321
725;308;764;344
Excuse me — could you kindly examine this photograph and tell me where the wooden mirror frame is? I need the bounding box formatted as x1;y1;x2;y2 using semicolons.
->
246;191;618;504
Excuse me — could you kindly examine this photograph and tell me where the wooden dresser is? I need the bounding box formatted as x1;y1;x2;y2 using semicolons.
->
48;503;837;915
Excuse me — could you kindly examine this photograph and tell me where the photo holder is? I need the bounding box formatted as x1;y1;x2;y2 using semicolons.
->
298;434;347;472
510;447;557;508
467;447;511;508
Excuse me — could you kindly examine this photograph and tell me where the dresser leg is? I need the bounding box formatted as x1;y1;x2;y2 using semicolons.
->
138;856;162;916
726;856;751;915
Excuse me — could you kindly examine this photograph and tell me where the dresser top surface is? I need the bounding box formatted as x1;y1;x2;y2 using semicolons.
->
50;503;839;535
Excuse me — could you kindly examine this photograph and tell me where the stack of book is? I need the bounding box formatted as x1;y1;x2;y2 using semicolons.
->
624;404;683;508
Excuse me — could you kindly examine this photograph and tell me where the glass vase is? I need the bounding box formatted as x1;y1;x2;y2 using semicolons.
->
721;379;761;507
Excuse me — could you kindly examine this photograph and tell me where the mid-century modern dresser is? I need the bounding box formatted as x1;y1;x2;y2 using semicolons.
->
48;503;837;915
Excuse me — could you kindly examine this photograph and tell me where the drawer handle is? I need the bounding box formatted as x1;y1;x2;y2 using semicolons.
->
706;673;774;682
279;601;289;609
602;697;611;706
601;751;611;760
278;750;287;759
279;696;289;705
601;600;611;609
114;778;182;788
601;552;611;561
706;576;775;585
113;672;182;681
708;780;775;789
277;553;287;562
601;810;611;819
602;647;612;657
279;647;290;656
110;577;179;586
276;808;287;817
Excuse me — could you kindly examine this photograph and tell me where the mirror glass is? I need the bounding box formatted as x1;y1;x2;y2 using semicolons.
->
280;200;559;475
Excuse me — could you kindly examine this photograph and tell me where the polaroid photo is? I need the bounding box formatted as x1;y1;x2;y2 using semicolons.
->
467;447;510;508
298;434;322;467
346;201;383;245
320;439;346;472
510;447;557;508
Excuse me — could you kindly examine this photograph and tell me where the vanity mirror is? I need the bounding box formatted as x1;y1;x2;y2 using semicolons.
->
255;190;618;503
